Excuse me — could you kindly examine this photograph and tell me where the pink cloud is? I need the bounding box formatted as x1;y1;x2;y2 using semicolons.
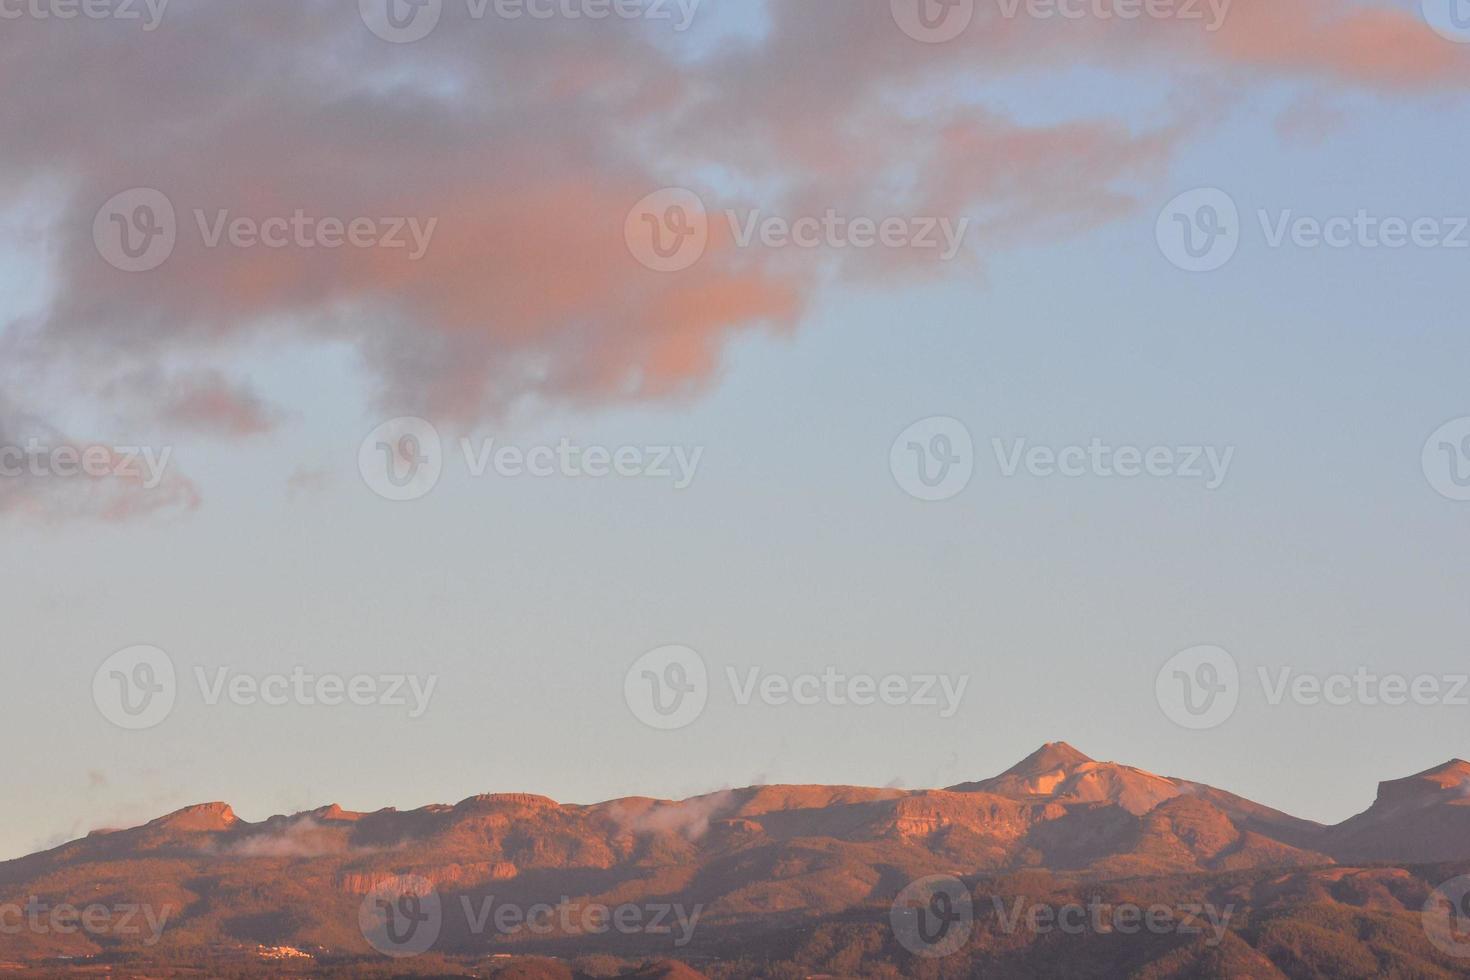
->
105;369;280;437
1;0;1462;463
0;398;200;523
1205;0;1470;87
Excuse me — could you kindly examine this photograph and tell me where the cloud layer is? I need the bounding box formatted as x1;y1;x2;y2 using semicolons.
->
1;0;1465;517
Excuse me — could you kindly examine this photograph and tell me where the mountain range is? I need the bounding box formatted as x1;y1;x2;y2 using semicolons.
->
5;743;1470;977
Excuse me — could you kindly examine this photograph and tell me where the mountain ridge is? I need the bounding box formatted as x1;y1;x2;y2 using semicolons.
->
5;744;1470;974
20;742;1469;862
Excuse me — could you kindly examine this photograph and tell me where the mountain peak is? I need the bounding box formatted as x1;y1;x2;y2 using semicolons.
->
945;743;1185;816
1326;758;1470;864
1373;759;1470;805
147;802;238;833
1005;742;1095;776
310;804;360;822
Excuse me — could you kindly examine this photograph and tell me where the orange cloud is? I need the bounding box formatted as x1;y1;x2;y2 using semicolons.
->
1207;0;1470;87
1;0;1461;466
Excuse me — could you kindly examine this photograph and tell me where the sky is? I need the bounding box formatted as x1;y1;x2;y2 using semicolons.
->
2;0;1470;860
